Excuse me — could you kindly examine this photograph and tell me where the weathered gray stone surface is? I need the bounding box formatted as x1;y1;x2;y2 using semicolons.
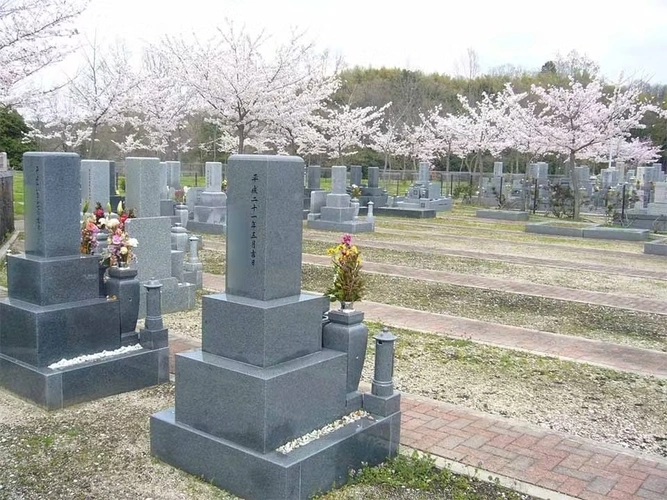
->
125;157;161;218
644;239;667;256
476;209;529;221
80;160;111;209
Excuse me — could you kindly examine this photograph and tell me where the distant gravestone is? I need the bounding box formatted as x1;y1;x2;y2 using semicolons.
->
125;157;161;217
350;165;362;187
80;160;111;210
151;154;399;499
166;161;181;190
189;162;227;233
493;162;503;177
307;165;321;189
0;152;7;171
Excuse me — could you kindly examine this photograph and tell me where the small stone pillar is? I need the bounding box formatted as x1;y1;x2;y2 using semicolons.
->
171;223;189;251
366;201;375;225
183;236;203;289
140;279;168;349
363;327;400;416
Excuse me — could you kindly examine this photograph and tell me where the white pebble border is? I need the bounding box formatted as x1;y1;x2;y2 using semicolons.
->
276;409;370;455
48;344;143;370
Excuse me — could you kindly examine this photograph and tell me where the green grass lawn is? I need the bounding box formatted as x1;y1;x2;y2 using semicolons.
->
12;171;23;216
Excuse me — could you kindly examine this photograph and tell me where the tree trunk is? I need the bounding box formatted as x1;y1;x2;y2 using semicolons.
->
568;151;581;220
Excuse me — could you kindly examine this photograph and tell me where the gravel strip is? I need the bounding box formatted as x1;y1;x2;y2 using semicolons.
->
302;239;667;300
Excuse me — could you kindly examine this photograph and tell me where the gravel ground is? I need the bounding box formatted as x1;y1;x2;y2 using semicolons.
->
301;239;667;300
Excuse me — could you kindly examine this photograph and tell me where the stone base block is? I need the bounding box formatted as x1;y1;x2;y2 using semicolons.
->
582;227;649;241
476;209;529;221
150;407;400;500
363;392;401;417
202;292;328;367
0;297;120;367
160;200;175;217
138;278;196;318
194;205;226;224
8;253;100;306
0;346;169;410
306;219;374;233
325;193;351;208
320;206;356;222
182;269;203;289
171;250;184;283
525;222;587;237
374;207;436;218
184;220;226;235
174;349;347;453
644;239;667;256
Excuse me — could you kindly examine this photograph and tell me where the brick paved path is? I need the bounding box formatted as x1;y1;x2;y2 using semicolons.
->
167;332;667;500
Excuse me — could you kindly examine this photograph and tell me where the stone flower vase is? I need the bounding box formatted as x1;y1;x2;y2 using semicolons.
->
350;198;360;220
322;304;368;396
175;203;189;228
106;265;140;345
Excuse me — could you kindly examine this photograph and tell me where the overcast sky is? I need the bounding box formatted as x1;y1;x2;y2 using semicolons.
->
62;0;667;83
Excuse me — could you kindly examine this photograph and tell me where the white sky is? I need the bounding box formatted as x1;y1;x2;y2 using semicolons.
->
56;0;667;83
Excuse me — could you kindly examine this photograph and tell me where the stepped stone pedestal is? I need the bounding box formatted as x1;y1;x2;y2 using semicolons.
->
307;165;374;233
151;154;399;500
189;161;227;234
0;153;168;410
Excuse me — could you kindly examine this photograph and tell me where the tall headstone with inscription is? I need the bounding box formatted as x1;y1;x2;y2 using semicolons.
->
307;165;374;232
124;157;195;316
0;152;168;409
151;154;400;500
189;161;227;234
80;159;111;210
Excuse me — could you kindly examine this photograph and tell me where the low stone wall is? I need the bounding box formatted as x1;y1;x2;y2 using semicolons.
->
643;239;667;256
0;172;14;243
525;222;589;238
476;209;529;221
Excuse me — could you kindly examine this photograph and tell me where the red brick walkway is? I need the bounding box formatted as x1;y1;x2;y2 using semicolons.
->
167;332;667;500
202;273;667;380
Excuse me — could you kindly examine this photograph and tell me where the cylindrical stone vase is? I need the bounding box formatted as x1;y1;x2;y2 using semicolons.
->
106;265;140;336
322;307;368;394
350;198;360;220
175;204;189;228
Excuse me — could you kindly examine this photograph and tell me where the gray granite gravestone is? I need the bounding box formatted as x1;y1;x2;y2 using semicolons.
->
158;161;174;217
0;152;7;171
189;161;227;234
166;161;181;190
377;161;451;217
124;157;195;316
80;160;111;210
151;154;400;500
125;157;161;218
349;165;362;187
303;165;324;217
0;152;168;409
307;165;374;233
358;166;388;207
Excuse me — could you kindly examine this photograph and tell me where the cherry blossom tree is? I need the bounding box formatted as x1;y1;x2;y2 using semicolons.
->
162;22;335;154
0;0;88;104
128;49;194;158
65;38;141;158
318;102;390;160
513;77;662;218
